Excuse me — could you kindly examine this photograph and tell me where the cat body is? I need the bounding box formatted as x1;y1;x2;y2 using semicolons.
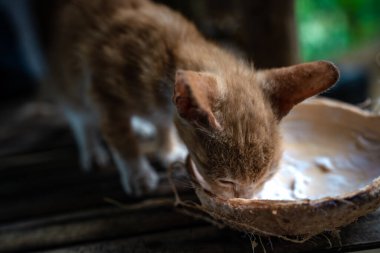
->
48;0;339;198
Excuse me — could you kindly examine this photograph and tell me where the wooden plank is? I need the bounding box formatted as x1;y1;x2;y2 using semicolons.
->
251;209;380;253
0;199;204;253
43;226;252;253
33;208;380;253
37;211;380;253
0;147;182;200
0;101;73;157
0;144;192;224
0;172;193;225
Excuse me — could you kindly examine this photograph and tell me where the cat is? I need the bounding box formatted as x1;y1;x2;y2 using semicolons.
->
47;0;339;198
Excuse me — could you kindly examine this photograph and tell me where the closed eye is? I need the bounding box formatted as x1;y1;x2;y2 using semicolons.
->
217;179;236;187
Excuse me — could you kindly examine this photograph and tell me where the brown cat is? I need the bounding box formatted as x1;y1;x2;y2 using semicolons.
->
48;0;339;198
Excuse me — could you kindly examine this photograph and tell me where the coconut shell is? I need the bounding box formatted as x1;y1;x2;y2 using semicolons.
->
184;98;380;240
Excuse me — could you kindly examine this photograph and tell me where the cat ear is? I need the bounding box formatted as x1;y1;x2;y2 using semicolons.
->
173;70;221;130
257;61;339;119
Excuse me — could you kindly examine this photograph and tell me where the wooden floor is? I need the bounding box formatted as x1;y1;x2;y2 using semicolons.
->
1;100;380;253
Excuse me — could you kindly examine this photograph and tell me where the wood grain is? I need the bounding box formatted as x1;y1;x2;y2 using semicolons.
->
1;102;380;253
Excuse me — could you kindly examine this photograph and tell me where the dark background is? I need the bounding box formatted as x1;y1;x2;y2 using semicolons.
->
1;0;379;104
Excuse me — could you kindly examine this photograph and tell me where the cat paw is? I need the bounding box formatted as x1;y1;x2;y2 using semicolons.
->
128;166;160;196
155;144;188;168
93;143;111;167
79;141;111;172
114;154;159;196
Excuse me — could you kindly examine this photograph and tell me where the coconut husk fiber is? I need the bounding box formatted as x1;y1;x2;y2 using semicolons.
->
169;98;380;242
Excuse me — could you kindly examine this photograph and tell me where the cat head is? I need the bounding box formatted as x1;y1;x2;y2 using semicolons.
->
173;61;339;199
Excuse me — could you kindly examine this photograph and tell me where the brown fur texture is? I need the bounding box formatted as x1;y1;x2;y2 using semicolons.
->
48;0;339;198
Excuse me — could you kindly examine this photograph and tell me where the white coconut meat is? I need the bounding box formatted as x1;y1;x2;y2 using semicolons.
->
257;98;380;200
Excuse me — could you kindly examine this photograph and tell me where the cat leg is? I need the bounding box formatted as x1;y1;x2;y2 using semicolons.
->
99;112;159;196
112;149;159;195
87;127;110;168
63;107;109;171
154;121;188;168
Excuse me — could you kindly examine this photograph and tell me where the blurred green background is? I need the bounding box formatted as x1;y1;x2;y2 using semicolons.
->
296;0;380;61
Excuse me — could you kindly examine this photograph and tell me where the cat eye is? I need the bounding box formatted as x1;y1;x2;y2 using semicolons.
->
217;179;236;188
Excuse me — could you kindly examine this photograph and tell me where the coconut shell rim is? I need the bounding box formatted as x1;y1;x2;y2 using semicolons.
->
202;176;380;209
187;98;380;238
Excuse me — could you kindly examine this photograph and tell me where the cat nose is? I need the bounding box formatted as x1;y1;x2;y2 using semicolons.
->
233;187;242;198
234;186;254;198
216;179;254;198
236;191;253;198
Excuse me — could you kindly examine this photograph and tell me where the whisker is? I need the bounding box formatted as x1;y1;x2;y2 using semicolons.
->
172;177;196;189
